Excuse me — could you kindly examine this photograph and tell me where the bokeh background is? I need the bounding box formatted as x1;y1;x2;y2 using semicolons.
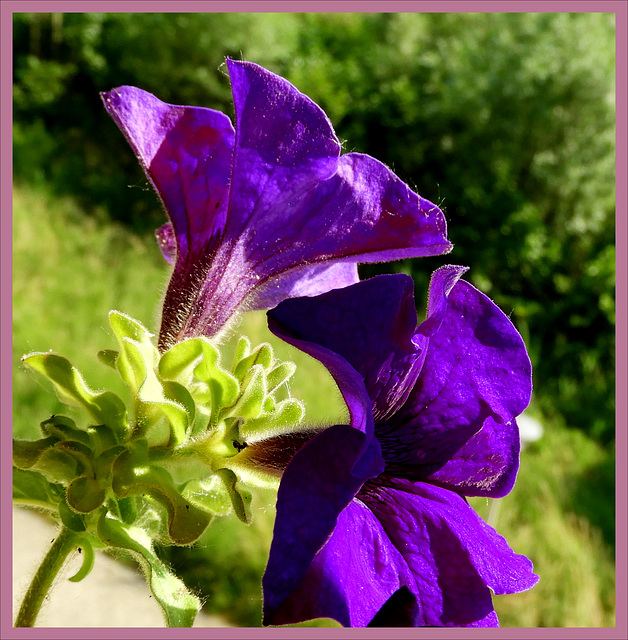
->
12;12;616;627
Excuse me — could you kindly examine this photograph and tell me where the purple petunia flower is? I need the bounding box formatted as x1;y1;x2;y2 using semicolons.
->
101;60;452;351
263;268;538;627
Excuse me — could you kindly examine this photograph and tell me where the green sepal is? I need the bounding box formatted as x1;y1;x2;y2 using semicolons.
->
214;468;252;525
116;336;156;396
97;512;201;628
108;311;157;359
230;365;267;421
267;361;297;393
22;353;128;438
191;339;239;420
180;476;232;517
240;398;306;442
161;380;196;447
158;338;204;383
120;338;195;446
233;336;251;367
12;468;64;510
108;311;159;393
233;342;273;381
97;349;119;369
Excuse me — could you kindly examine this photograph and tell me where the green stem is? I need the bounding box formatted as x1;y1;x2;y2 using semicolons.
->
14;526;79;627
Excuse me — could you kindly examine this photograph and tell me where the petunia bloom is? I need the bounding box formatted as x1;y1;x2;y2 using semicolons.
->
101;60;452;351
263;268;538;627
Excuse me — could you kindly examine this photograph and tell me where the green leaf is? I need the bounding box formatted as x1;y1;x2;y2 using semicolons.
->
97;512;201;627
58;498;87;532
93;445;126;481
97;349;119;369
12;468;64;509
229;365;267;421
112;444;211;545
180;476;232;516
22;353;128;438
40;415;92;447
214;468;252;525
66;476;106;513
86;424;119;454
25;446;80;484
115;496;139;525
55;440;93;473
192;339;240;418
68;538;96;583
13;436;59;469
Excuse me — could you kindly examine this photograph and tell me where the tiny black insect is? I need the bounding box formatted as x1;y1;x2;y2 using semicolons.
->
232;440;247;452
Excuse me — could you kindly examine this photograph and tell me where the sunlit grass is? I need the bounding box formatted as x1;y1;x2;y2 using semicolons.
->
12;183;615;627
470;424;615;627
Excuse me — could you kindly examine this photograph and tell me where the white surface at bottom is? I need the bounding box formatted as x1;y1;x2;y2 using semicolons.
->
12;506;230;628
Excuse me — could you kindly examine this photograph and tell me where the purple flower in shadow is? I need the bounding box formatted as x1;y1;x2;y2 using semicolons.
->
263;268;538;627
101;60;452;350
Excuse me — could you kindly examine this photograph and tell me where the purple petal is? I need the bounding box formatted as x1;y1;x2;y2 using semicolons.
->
268;298;383;478
101;86;235;257
248;262;359;311
268;274;424;423
225;58;341;236
190;61;451;339
367;587;420;626
101;85;237;349
104;62;452;348
155;222;176;264
363;479;536;626
414;416;522;498
416;264;469;338
266;478;536;627
384;480;538;588
379;268;532;476
265;499;412;627
263;425;375;625
236;152;452;292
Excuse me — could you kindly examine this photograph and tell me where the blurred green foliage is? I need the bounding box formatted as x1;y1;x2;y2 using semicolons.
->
13;12;616;444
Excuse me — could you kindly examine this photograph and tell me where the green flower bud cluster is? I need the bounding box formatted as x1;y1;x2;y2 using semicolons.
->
13;311;305;554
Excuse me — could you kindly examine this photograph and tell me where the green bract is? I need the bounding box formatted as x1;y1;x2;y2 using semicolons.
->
13;311;305;626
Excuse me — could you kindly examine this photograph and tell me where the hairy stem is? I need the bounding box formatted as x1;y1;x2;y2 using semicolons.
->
14;526;79;627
